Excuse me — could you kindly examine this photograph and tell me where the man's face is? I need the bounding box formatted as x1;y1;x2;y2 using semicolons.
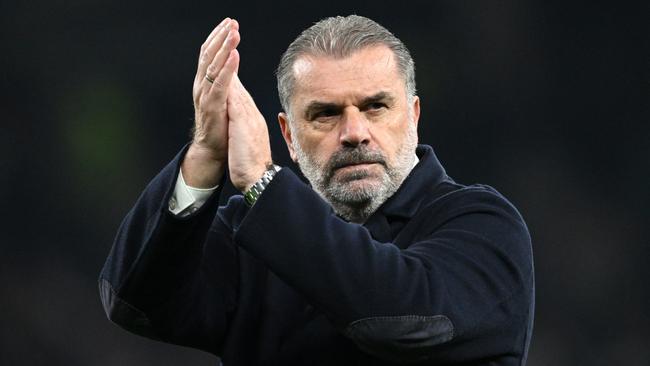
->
278;45;420;222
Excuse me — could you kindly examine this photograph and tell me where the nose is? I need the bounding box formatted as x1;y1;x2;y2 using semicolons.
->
339;108;371;148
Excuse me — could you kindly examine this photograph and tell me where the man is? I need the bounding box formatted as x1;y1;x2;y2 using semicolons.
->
100;15;534;365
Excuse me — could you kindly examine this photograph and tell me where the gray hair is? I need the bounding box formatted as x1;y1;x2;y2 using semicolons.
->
276;15;416;118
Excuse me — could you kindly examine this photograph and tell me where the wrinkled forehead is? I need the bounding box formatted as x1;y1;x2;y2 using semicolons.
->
289;46;405;110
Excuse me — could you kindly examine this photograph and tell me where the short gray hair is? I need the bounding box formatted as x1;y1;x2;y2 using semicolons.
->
276;15;416;117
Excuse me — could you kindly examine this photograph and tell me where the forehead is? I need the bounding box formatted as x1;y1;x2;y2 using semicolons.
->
291;46;405;106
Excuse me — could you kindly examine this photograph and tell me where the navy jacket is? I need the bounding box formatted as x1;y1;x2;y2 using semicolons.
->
99;144;534;365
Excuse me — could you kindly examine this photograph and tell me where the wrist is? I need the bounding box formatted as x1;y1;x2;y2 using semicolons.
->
240;163;270;193
181;144;226;188
187;142;225;162
243;164;281;206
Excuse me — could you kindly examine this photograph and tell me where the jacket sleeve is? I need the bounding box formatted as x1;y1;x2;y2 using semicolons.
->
98;147;240;355
230;168;534;363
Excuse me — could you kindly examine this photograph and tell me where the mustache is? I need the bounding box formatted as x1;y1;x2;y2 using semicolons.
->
324;146;387;178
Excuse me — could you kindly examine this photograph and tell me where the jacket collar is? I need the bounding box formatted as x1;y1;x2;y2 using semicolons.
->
363;144;447;241
381;144;447;218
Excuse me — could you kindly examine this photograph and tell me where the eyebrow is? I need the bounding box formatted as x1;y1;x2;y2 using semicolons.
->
303;91;395;120
361;91;395;107
303;101;341;120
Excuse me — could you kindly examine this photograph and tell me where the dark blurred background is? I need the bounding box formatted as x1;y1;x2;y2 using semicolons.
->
1;0;648;365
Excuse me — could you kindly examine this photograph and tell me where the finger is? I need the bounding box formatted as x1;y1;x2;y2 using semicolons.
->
230;74;246;99
228;19;240;32
197;18;229;74
201;19;240;73
228;74;261;123
196;19;234;80
204;29;240;89
211;49;240;95
227;74;244;105
232;74;254;102
200;17;230;52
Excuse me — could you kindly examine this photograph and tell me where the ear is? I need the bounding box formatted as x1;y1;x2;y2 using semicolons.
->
278;112;298;162
411;95;420;128
411;95;420;143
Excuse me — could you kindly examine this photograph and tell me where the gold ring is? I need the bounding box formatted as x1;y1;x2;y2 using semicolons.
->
205;75;215;84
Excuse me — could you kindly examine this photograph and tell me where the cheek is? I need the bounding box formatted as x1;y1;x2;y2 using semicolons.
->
298;128;340;156
373;119;413;159
376;122;406;147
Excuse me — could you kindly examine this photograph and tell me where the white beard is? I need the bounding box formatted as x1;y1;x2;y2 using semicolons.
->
291;120;418;223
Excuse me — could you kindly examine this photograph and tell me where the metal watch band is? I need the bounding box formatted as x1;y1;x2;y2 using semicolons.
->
244;164;281;207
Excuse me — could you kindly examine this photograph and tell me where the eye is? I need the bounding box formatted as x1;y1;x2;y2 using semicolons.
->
366;102;387;111
313;108;339;119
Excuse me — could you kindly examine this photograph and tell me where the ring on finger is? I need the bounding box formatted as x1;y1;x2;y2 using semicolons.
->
205;74;215;84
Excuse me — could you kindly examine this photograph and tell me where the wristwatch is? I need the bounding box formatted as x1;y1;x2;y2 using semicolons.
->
244;164;282;207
